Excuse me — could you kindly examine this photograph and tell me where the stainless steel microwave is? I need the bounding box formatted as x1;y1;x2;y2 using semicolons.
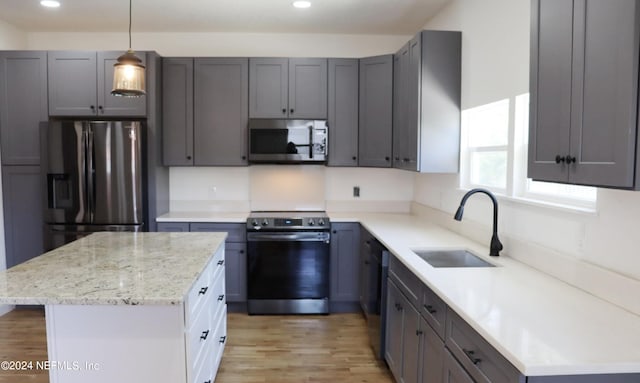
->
248;119;328;164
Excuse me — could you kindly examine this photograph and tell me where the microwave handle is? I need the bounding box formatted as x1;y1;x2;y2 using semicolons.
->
308;125;313;159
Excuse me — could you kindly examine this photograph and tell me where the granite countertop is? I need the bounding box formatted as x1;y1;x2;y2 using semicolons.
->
155;210;640;375
0;232;226;306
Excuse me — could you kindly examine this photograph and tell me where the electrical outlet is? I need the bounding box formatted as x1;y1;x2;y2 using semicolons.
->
353;186;360;198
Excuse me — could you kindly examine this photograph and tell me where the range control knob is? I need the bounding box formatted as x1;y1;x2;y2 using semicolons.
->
318;219;325;226
262;219;269;226
308;219;315;226
251;219;259;226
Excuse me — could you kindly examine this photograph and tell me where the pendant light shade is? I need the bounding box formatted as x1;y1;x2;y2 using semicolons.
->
112;0;145;97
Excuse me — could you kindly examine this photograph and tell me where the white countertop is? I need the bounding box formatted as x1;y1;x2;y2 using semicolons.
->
155;210;640;376
156;211;249;223
0;232;226;306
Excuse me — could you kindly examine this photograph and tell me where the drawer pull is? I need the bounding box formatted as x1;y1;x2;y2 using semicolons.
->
219;335;227;344
200;330;210;341
218;294;225;301
395;303;402;311
463;349;482;365
416;329;423;336
424;304;437;314
198;287;208;295
217;260;225;266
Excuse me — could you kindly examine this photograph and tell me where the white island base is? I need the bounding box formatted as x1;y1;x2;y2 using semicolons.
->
0;233;229;383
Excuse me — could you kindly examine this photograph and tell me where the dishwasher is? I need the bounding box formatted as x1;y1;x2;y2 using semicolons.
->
363;236;389;359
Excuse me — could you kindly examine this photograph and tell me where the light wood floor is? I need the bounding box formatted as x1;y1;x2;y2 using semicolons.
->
0;309;393;383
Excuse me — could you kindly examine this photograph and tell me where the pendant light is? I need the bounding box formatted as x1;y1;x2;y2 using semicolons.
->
112;0;145;97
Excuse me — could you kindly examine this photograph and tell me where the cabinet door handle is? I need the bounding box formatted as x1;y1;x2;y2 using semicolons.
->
282;108;287;114
424;305;437;314
217;260;224;266
290;108;294;114
186;155;192;160
395;303;402;311
416;329;423;336
90;105;95;112
565;155;576;164
352;156;357;161
204;380;212;383
239;250;245;254
555;155;565;164
198;286;208;295
463;349;482;365
218;294;225;301
242;155;247;160
219;335;227;344
98;105;103;113
385;156;390;161
200;330;210;341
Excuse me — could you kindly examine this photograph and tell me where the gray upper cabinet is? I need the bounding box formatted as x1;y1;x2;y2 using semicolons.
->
162;58;194;166
288;58;327;119
249;58;327;119
0;51;48;166
194;58;249;166
393;31;461;173
529;0;640;188
359;55;393;167
327;58;359;166
48;51;146;117
249;58;288;118
162;57;249;167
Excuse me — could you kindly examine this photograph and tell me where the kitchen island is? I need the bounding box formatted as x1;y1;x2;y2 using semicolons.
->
0;232;227;383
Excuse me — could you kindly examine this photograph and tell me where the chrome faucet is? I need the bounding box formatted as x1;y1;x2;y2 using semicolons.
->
454;188;503;257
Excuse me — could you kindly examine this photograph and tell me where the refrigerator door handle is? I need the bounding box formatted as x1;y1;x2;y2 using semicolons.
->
86;124;95;223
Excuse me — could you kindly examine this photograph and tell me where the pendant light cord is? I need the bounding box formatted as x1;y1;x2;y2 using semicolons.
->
128;0;132;49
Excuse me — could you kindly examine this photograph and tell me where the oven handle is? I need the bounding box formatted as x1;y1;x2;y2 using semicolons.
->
247;232;331;243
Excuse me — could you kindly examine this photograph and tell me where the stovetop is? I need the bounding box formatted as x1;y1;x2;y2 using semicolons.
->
247;211;330;231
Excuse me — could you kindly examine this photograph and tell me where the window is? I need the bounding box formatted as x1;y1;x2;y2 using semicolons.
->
460;93;597;209
460;99;510;193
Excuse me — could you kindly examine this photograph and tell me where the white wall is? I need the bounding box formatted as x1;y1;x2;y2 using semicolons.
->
169;166;415;213
27;31;409;57
0;19;27;49
416;0;640;314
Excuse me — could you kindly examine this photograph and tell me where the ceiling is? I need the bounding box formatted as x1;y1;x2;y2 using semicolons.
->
0;0;451;35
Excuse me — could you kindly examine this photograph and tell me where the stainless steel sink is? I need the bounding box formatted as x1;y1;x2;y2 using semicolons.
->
412;249;495;268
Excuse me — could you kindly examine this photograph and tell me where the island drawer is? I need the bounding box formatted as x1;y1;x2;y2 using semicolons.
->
189;223;246;242
446;310;523;383
389;255;422;308
186;289;215;374
186;246;224;324
421;284;447;340
211;266;226;320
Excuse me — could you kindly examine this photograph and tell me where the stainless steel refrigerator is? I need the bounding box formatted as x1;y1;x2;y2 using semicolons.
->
43;120;144;250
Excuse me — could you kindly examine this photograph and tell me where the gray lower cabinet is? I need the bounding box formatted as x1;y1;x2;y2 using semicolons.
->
359;55;393;167
157;222;247;304
359;227;376;313
194;58;249;166
0;51;48;166
385;280;405;380
1;166;44;268
162;57;249;166
329;223;360;309
420;316;444;383
443;350;474;383
156;222;190;232
249;57;327;119
392;30;461;173
529;0;640;188
162;58;194;166
48;51;146;117
327;58;359;166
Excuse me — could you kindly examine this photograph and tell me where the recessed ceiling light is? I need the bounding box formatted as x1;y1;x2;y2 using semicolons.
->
293;1;311;9
40;0;61;7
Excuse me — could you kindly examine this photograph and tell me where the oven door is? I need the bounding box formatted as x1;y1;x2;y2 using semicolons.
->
248;119;327;163
247;231;330;314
